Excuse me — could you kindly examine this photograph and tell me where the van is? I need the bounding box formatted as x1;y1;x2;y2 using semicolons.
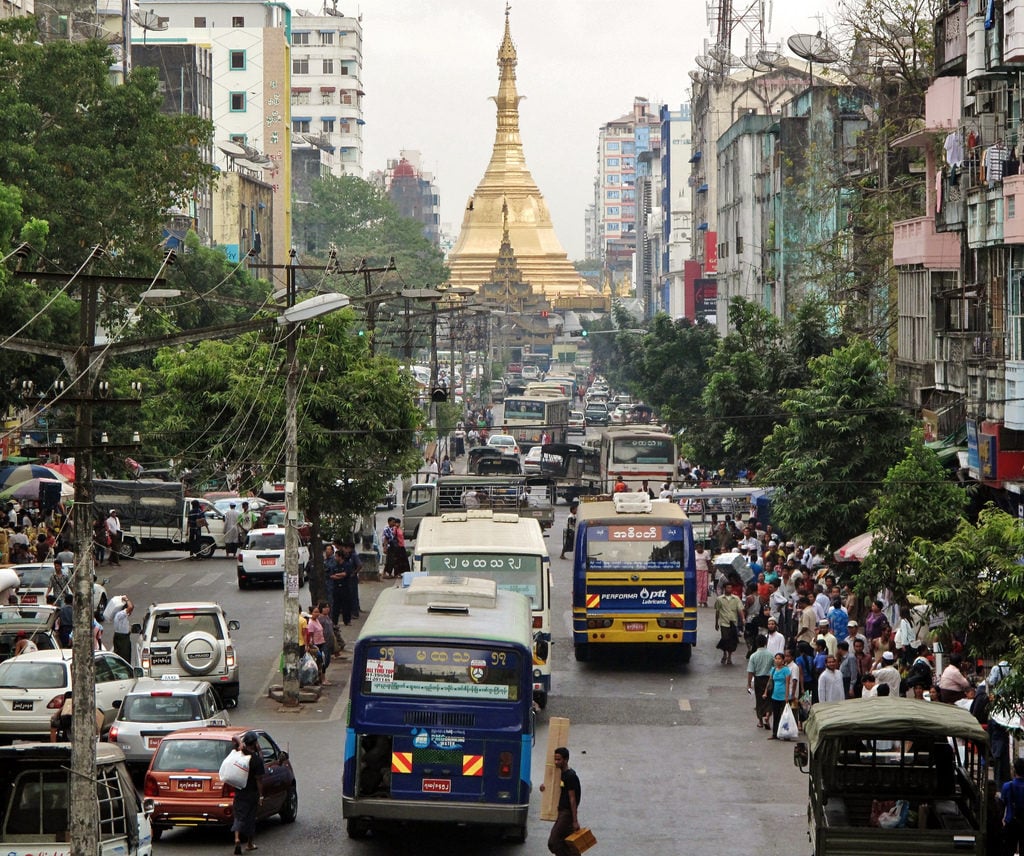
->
0;741;153;855
796;697;988;855
490;380;505;402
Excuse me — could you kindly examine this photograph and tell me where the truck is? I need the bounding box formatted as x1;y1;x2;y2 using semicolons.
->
401;475;556;539
92;479;225;557
796;697;988;855
539;443;602;504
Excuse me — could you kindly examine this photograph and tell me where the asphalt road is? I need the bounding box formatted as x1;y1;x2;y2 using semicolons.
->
100;491;812;856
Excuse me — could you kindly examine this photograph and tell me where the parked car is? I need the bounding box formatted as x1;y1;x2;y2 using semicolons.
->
487;433;521;457
0;605;60;663
610;404;631;424
109;677;230;773
133;602;240;708
260;503;313;542
0;648;137;741
236;527;310;589
567;410;586;435
143;724;297;840
6;563;108;615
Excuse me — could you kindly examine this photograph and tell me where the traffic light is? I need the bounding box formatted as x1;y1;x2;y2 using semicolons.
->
431;386;449;403
580;329;588;338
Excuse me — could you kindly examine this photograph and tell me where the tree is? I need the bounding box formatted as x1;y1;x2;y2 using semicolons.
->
856;427;968;600
757;339;911;548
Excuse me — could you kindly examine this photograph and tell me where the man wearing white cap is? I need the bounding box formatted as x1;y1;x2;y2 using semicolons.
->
105;509;122;566
873;651;902;696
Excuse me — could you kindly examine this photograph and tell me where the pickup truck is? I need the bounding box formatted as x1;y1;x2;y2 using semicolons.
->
402;475;556;539
797;697;989;855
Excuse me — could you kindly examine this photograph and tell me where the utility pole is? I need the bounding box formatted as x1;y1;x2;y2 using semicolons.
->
357;257;395;356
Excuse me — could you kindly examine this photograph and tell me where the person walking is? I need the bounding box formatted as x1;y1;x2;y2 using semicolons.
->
238;501;256;546
817;655;845;703
223;502;241;558
330;540;361;627
231;731;266;854
764;652;792;739
694;543;711;607
187;500;208;559
381;518;410;579
746;634;774;729
539;746;581;856
111;598;134;664
46;559;71;604
714;583;744;665
105;510;122;565
1002;757;1024;856
560;503;578;561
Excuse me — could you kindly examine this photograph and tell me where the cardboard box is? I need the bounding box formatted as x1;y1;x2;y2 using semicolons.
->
566;827;597;855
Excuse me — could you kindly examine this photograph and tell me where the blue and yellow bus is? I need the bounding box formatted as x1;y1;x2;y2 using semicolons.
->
571;493;696;663
342;576;534;842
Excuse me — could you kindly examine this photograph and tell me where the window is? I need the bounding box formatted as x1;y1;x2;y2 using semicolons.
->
231;16;244;27
293;119;310;133
322;118;335;133
293;58;309;75
622;189;636;202
1010;195;1017;219
606;190;620;199
622;157;635;169
322;58;334;74
622;141;635;155
229;50;245;70
340;90;354;104
606;141;620;152
607;175;620;185
321;92;334;104
340;64;350;76
320;30;334;44
293;32;309;45
606;158;620;167
293;91;309;105
229;92;246;112
193;16;206;26
97;766;128;841
623;205;636;219
339;119;351;133
736;236;744;254
607;223;620;231
606;206;620;216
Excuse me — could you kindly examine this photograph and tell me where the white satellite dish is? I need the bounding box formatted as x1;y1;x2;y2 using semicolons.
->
234;159;265;171
694;55;718;73
218;140;246;158
788;33;839;85
757;49;789;68
742;52;773;72
130;9;167;30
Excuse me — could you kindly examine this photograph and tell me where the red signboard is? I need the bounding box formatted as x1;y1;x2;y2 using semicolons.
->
704;231;718;275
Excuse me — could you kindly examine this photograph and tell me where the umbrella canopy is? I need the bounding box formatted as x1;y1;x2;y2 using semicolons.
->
0;464;65;488
0;477;74;502
834;531;874;562
44;462;75;481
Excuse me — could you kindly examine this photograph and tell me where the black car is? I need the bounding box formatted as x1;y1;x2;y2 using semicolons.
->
584;405;610;427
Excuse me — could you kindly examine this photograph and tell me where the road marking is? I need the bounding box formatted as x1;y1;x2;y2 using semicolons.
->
154;573;185;588
677;699;691;711
118;574;146;587
194;572;223;586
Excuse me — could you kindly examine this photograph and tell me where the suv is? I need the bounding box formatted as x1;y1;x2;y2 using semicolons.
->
584;403;610;427
133;603;240;708
236;526;310;589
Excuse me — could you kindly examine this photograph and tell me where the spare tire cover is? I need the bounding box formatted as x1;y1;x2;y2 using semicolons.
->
177;630;221;675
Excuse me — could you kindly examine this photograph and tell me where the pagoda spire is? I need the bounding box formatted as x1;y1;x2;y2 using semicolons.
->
487;4;526;172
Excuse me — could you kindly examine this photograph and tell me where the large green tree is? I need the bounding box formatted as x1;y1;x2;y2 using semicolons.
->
757;339;911;548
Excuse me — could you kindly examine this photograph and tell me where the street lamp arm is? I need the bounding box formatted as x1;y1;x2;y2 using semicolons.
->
104;317;275;356
0;336;76;359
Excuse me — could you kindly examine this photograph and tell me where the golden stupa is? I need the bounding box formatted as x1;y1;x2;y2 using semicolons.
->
446;7;594;299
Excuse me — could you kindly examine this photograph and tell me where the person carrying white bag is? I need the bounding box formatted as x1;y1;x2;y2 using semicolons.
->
219;732;266;854
763;652;794;740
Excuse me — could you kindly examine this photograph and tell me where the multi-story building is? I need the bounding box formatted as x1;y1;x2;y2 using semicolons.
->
657;104;693;319
371;151;441;247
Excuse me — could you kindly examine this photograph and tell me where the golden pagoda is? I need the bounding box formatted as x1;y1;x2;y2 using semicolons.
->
446;6;594;300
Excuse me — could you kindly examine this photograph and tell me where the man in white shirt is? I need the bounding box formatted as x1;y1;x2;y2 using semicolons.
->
764;618;786;656
658;482;673;500
818;655;845;703
873;651;903;696
105;510;122;566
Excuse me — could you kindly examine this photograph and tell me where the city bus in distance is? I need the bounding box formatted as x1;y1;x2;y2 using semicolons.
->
502;394;571;453
342;576;534;843
599;425;676;492
412;511;553;707
671;485;772;546
571;493;696;663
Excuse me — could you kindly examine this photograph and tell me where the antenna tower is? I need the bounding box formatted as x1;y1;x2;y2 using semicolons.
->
707;0;768;60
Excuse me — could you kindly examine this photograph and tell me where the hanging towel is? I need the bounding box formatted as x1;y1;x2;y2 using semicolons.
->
944;131;964;167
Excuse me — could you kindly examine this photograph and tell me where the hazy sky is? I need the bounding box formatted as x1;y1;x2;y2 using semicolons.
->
346;0;835;260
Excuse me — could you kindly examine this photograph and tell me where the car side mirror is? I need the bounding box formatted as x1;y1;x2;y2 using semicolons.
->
134;667;144;678
227;620;240;632
112;699;121;708
793;743;809;773
278;751;289;763
130;623;142;635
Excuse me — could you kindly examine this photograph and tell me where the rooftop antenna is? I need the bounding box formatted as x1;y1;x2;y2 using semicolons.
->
130;8;167;46
756;47;789;69
787;31;838;87
742;51;772;72
709;43;742;70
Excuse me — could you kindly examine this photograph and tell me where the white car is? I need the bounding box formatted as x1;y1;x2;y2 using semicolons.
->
487;434;520;457
8;562;108;615
611;404;632;424
522;445;563;474
0;648;137;741
568;410;586;435
108;676;230;771
236;526;310;589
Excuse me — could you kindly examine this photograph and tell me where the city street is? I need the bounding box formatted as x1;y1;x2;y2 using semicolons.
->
102;498;811;856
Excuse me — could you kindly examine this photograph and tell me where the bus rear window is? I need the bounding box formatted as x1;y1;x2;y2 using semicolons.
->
420;555;542;609
586;536;683;570
611;438;675;464
361;645;521;701
505;400;545;416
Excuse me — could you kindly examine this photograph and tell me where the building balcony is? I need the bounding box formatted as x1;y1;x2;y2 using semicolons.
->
1006;0;1024;63
935;1;968;75
893;216;961;268
1003;173;1024;242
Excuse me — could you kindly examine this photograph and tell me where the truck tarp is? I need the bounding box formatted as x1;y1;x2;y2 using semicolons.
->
804;697;988;754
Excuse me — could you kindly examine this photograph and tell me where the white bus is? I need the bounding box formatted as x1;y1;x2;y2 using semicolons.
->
599;425;676;492
502;394;571;452
412;510;553;707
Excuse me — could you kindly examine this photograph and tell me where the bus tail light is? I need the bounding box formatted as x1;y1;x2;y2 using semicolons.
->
657;619;685;629
497;752;513;779
586;618;612;629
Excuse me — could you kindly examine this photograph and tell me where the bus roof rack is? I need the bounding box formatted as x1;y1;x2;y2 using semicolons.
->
612;493;653;514
405;575;498;608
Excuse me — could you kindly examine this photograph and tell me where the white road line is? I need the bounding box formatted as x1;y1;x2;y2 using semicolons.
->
117;574;146;587
677;699;691;711
154;573;186;588
194;572;224;586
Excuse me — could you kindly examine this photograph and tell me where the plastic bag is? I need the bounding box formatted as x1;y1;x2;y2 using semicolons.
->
299;652;319;687
219;748;250;789
777;703;799;740
103;595;127;623
878;799;910;829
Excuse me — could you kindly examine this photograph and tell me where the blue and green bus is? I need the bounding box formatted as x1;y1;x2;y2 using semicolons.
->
342;576;534;842
572;493;696;663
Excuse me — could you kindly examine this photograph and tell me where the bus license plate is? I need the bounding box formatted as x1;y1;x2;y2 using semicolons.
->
176;780;204;791
624;622;647;632
260;557;277;566
422;779;451;794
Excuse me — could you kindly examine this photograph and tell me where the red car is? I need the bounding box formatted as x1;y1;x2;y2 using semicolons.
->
261;503;312;543
143;724;297;839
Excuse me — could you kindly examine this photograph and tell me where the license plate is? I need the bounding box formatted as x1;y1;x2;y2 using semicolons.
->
147;736;163;749
422;779;451;794
177;780;204;791
260;557;277;566
151;655;172;666
623;622;647;632
12;700;33;711
21;595;37;604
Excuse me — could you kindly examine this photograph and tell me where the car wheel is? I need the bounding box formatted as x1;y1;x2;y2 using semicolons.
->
198;538;216;559
347;817;370;839
152;826;166;841
119;540;137;558
279;784;298;823
574;643;590;662
237;575;248;590
176;630;222;675
503;823;527;844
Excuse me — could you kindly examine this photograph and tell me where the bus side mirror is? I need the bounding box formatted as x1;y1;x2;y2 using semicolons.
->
793;743;809;773
534;636;549;662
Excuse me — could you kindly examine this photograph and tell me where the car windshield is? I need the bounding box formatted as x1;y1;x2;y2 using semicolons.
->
262;510;286;527
152;738;232;772
15;567;51;588
0;660;66;688
150;613;223;642
246;532;285;550
120;694;202;722
0;631;56;662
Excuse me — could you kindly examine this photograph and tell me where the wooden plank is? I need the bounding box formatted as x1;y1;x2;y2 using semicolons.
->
539;716;570;821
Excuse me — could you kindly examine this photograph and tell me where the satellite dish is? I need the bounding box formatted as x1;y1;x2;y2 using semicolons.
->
788;33;839;85
688;70;705;83
234;159;265;171
757;49;789;68
694;55;718;73
130;9;167;30
709;44;741;68
862;104;878;123
742;52;773;72
218;140;246;158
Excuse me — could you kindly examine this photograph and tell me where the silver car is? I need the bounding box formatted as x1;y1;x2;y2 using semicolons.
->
108;677;229;771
